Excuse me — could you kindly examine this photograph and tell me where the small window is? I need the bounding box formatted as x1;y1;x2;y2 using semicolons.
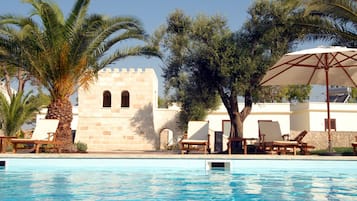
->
103;90;111;107
324;118;336;131
121;90;130;107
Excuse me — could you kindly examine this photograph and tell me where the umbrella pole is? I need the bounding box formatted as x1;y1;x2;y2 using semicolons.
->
325;68;332;153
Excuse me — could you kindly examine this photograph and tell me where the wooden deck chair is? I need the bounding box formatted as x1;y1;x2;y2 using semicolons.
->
352;136;357;155
290;130;315;155
179;121;210;154
11;119;60;153
258;121;299;155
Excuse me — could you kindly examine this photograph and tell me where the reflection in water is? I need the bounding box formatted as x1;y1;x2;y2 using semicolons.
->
207;171;234;199
1;167;357;200
241;174;262;194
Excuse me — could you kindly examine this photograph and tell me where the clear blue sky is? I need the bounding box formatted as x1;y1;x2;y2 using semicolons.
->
0;0;326;100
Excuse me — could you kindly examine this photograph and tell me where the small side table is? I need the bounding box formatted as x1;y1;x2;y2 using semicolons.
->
352;142;357;155
228;137;258;154
352;136;357;155
0;136;16;153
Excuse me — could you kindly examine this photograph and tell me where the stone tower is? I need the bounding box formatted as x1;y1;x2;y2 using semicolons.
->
76;68;159;151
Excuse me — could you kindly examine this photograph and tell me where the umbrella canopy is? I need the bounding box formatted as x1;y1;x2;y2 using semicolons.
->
260;46;357;152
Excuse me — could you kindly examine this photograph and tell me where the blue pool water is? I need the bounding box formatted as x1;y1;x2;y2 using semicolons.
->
1;158;357;201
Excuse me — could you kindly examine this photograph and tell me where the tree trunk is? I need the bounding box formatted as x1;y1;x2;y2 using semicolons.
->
1;66;13;97
228;91;253;154
217;86;253;153
229;112;244;153
228;95;243;153
45;98;74;152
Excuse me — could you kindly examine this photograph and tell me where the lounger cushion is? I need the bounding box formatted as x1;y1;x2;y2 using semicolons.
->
181;139;208;144
272;140;298;145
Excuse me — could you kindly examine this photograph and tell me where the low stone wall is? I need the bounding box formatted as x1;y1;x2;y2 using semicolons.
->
290;130;357;150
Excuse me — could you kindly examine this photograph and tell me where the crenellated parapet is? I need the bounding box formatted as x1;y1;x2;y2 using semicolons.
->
99;68;155;74
97;68;157;85
78;67;158;114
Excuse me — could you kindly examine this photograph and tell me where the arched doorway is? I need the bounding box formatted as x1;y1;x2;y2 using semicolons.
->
159;128;174;150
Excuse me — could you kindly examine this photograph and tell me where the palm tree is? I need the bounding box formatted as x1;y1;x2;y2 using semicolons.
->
304;0;357;46
0;0;159;151
0;19;36;96
0;91;46;137
300;0;357;101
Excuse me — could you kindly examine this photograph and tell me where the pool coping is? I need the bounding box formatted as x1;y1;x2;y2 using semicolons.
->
1;152;357;161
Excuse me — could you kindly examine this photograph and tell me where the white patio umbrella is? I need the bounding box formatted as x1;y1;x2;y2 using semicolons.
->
260;46;357;152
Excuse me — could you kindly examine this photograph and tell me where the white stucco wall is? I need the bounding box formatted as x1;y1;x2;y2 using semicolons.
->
153;108;181;141
205;103;291;139
290;103;310;131
291;102;357;131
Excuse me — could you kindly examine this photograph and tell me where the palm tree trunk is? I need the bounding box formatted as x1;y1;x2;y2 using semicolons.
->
45;98;74;152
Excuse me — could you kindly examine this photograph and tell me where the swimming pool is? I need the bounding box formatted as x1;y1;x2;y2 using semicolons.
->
1;158;357;200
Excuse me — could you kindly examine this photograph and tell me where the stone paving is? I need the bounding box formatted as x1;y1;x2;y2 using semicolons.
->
1;151;356;161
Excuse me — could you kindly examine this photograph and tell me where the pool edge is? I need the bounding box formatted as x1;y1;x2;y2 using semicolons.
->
1;153;357;161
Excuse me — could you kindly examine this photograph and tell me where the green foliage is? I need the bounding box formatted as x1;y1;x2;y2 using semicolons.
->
0;0;159;100
161;10;223;128
160;1;314;136
0;0;159;149
75;141;88;153
31;90;51;107
258;0;357;102
349;88;357;102
158;96;169;108
259;85;311;103
305;0;357;47
234;0;314;104
285;85;312;102
311;147;354;156
0;91;45;136
244;0;313;103
300;0;357;101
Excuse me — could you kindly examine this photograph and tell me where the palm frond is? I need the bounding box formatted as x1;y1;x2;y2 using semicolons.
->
86;16;145;56
308;0;357;23
65;0;89;30
305;0;357;46
65;0;90;47
0;91;45;136
27;0;65;48
96;45;159;69
1;0;159;100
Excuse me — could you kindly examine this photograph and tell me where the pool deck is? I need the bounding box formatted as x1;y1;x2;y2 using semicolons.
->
1;151;357;161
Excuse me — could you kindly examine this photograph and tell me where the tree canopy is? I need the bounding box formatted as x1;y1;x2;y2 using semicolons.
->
0;91;48;136
305;0;357;47
0;0;159;151
159;1;315;152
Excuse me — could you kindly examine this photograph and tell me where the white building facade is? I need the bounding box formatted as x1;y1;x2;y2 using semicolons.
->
71;68;357;152
291;102;357;132
75;68;181;151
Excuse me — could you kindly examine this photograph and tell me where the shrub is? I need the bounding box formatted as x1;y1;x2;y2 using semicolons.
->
75;141;88;153
311;147;353;156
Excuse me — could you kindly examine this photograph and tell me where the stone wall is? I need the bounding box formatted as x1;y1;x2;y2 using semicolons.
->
290;130;357;150
76;68;159;151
